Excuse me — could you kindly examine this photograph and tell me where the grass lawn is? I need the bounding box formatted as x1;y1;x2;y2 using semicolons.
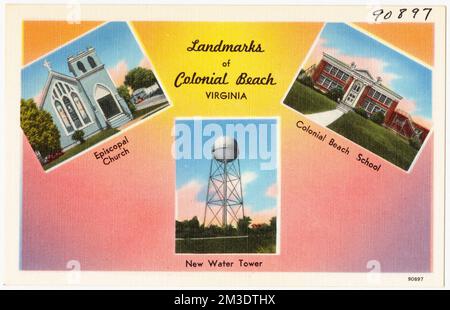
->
176;234;276;254
328;112;418;170
284;81;337;114
132;102;169;119
43;128;119;170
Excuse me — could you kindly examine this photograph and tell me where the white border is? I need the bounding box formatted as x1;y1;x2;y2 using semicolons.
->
1;4;445;289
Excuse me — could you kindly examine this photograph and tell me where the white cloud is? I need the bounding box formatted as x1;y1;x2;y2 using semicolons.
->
245;205;277;225
241;171;257;190
107;60;128;86
310;37;399;87
138;56;152;70
33;89;44;105
265;182;277;198
176;180;204;221
397;98;417;114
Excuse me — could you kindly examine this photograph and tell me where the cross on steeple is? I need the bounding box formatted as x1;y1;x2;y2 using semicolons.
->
43;59;52;72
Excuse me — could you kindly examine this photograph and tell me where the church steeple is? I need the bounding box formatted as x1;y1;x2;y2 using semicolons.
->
67;47;102;78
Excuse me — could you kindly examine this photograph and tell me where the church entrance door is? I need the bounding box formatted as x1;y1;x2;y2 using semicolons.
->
94;85;122;120
97;94;121;119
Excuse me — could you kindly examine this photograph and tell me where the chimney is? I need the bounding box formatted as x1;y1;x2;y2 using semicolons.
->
350;62;356;70
376;76;382;84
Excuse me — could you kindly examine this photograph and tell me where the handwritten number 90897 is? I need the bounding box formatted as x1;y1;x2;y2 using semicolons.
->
372;8;432;22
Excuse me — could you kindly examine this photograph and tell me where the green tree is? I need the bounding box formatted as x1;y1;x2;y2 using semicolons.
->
354;107;369;119
72;130;85;144
117;85;135;113
20;98;61;158
299;75;314;88
124;67;156;91
326;87;344;102
269;216;277;232
237;216;252;235
409;136;422;150
370;111;385;125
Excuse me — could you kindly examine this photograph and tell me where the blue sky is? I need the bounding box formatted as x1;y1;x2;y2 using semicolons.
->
316;23;432;120
175;119;278;222
21;22;146;100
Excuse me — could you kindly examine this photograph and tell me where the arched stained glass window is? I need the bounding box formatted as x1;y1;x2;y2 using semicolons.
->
55;83;62;96
55;100;74;133
62;96;83;129
71;93;91;124
58;82;66;94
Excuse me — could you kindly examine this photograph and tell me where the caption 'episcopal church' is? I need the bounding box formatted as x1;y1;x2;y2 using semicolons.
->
38;47;132;151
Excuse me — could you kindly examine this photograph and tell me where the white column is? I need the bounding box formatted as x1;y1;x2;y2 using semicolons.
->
342;78;355;100
351;82;367;108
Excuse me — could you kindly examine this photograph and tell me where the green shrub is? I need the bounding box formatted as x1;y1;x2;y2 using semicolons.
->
72;130;85;144
298;75;314;88
409;136;422;150
326;87;344;102
354;107;368;119
370;111;385;125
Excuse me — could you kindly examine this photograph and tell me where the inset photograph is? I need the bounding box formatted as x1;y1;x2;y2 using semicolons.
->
174;118;279;254
21;22;169;171
283;23;432;171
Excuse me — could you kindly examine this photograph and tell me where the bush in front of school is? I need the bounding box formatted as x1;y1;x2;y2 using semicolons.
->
298;75;314;88
354;107;368;119
370;111;385;125
326;87;344;102
72;130;85;144
409;136;422;150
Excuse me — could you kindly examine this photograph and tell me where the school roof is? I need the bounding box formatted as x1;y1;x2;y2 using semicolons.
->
322;52;403;101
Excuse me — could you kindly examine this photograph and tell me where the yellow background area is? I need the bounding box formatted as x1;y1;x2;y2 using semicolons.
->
131;22;323;116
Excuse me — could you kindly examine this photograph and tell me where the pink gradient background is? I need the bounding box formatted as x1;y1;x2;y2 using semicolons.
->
21;112;432;272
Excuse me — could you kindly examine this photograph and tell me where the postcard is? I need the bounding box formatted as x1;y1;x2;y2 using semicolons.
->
21;22;170;171
2;4;446;288
174;118;279;254
283;23;432;172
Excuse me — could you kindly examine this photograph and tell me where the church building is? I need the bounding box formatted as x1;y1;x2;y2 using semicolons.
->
38;47;132;151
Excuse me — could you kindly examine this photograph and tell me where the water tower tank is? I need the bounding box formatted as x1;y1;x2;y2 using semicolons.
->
212;136;239;162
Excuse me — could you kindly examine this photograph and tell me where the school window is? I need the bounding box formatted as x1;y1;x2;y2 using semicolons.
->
317;75;325;85
318;74;341;90
362;99;386;115
385;98;393;107
330;67;338;75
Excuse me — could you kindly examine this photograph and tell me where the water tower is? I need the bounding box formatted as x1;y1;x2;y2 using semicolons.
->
203;136;245;228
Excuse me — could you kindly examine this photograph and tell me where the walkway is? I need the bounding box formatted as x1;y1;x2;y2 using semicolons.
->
307;108;344;127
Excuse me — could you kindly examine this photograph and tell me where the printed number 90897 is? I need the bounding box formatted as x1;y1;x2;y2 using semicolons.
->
408;277;424;282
